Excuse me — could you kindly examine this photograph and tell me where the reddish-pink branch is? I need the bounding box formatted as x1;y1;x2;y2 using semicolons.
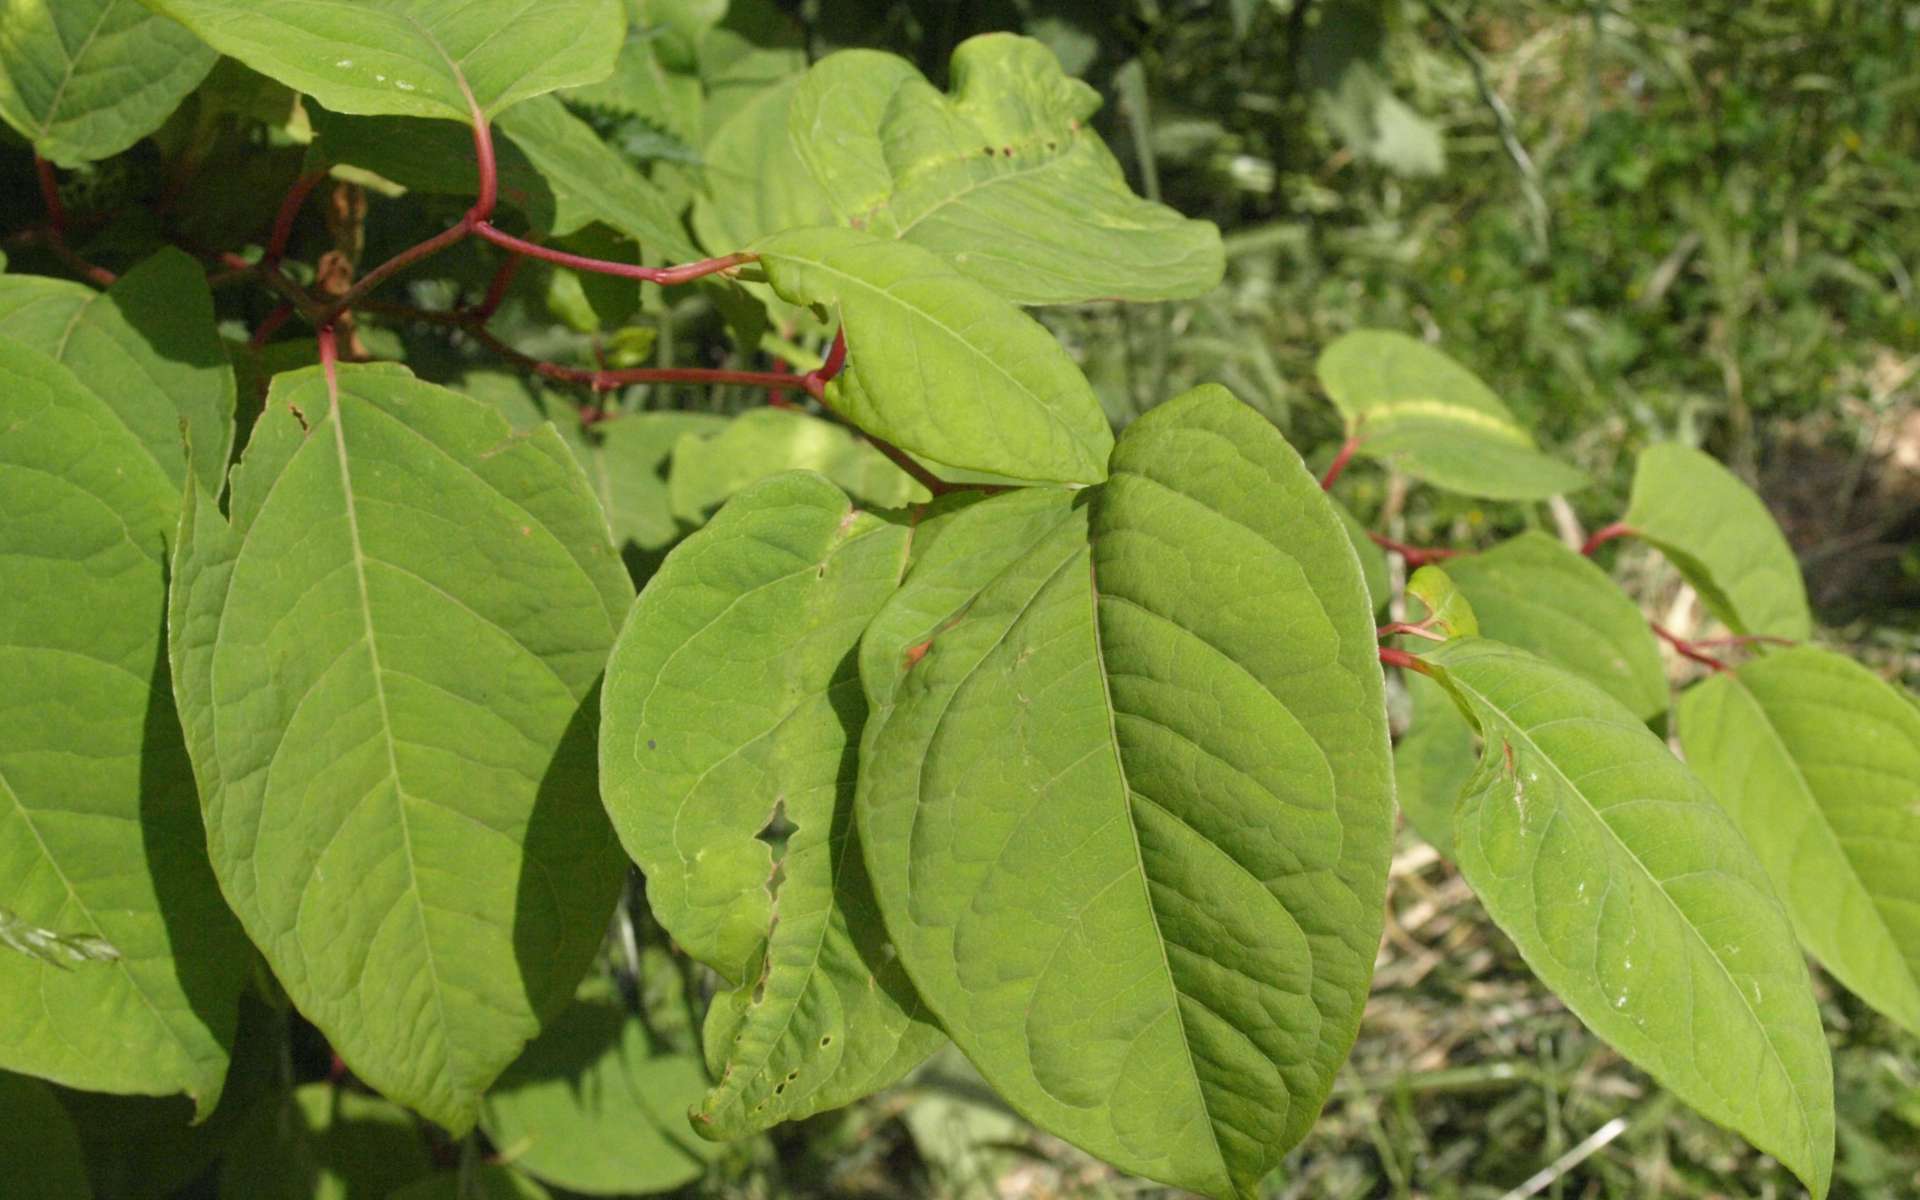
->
317;323;341;397
250;303;295;349
472;253;524;320
1378;646;1426;672
472;223;754;284
467;104;499;224
1581;520;1634;556
31;155;116;288
266;170;327;266
1368;531;1460;568
1650;622;1729;672
34;155;67;233
1320;434;1364;491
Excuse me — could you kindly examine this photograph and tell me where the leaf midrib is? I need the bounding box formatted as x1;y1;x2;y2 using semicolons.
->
1456;671;1817;1172
36;0;116;137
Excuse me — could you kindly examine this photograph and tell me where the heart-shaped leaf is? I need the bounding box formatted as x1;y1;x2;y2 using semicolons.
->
1418;637;1834;1198
599;472;943;1136
0;0;215;166
0;335;247;1115
144;0;625;124
1623;444;1810;640
1679;646;1920;1036
756;225;1113;485
169;363;633;1131
1316;331;1587;500
858;388;1393;1199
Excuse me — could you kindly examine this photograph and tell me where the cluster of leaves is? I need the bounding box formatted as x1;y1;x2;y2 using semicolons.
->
1;2;1915;1199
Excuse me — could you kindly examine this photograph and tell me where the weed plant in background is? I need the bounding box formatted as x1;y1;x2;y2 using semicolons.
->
0;2;1915;1198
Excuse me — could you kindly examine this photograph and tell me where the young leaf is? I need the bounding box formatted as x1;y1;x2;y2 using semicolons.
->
0;0;215;167
598;473;943;1136
666;407;927;524
1406;564;1478;638
865;34;1225;305
1315;331;1588;500
0;247;236;497
168;363;633;1132
479;996;716;1194
1623;444;1810;640
1443;532;1667;721
1679;647;1920;1037
1393;672;1477;858
0;1072;92;1200
859;388;1394;1199
220;1083;434;1200
0;336;247;1115
145;0;625;124
495;94;700;261
1418;638;1835;1198
756;225;1113;485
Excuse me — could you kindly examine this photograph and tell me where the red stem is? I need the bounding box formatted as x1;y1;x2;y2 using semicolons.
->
265;171;327;265
1650;622;1729;672
1379;647;1426;672
1581;521;1634;557
250;304;295;349
1320;434;1363;491
468;109;499;224
472;223;753;284
1368;531;1460;568
34;155;67;233
472;253;523;320
317;323;341;401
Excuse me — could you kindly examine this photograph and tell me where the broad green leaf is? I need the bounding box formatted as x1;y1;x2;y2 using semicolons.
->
168;363;633;1132
392;1165;552;1200
307;106;559;233
0;247;236;497
480;996;716;1193
0;1072;91;1200
599;473;942;1135
1623;444;1810;640
144;0;626;124
667;407;926;523
562;22;701;145
1331;497;1389;613
787;50;923;224
692;75;829;252
1406;565;1478;638
756;225;1113;485
1444;532;1667;721
1393;672;1476;858
0;0;215;166
1419;638;1834;1197
496;94;700;260
0;336;246;1115
863;35;1224;305
220;1083;433;1200
1679;647;1920;1037
859;388;1394;1199
1316;331;1587;500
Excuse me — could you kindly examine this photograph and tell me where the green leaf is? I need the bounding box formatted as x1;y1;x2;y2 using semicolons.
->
1331;497;1389;613
1393;672;1476;858
787;50;923;224
496;94;700;260
144;0;625;124
0;0;216;166
862;35;1225;305
0;247;236;497
692;75;829;252
1678;647;1920;1037
562;24;701;144
0;335;246;1116
1623;444;1810;640
307;106;559;233
858;388;1394;1199
1444;532;1667;721
1316;331;1587;500
479;996;716;1194
392;1165;552;1200
168;363;633;1132
0;1073;92;1200
667;407;927;524
1406;565;1478;638
220;1083;434;1200
599;473;942;1135
1302;0;1445;178
756;225;1113;485
1418;637;1834;1198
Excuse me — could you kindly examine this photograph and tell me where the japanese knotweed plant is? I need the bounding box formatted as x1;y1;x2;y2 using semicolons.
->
0;3;1910;1197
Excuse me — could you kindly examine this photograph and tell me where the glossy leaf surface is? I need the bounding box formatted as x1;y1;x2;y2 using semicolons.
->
0;336;245;1114
145;0;625;123
1420;638;1834;1197
0;0;215;166
859;388;1393;1198
600;473;942;1135
1623;444;1810;639
1679;647;1920;1036
169;363;632;1131
756;225;1112;485
1316;331;1587;500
